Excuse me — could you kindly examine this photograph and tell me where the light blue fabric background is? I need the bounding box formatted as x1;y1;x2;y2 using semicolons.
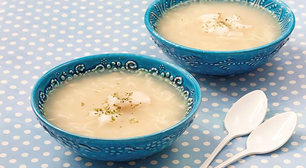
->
0;0;305;167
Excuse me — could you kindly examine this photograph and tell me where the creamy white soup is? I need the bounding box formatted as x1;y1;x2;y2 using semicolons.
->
156;1;281;51
44;71;187;138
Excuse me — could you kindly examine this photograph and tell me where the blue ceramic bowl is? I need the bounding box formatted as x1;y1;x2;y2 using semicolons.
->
31;53;201;161
144;0;295;76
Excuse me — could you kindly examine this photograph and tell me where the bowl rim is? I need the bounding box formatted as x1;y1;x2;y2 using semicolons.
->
144;0;295;54
31;53;202;141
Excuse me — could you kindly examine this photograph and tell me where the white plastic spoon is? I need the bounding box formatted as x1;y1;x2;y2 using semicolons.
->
200;90;267;168
215;112;297;168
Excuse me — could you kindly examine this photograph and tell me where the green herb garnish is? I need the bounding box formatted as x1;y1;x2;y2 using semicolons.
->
129;118;139;124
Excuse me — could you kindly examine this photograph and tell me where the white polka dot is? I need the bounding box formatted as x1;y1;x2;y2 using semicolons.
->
161;154;168;158
192;124;199;129
6;106;13;111
32;146;40;151
54;146;61;150
281;147;289;152
23;141;30;145
21;153;28;157
4;118;11;122
0;153;7;157
12;75;19;79
272;102;279;106
34;124;41;128
170;148;179;153
44;140;51;145
15;113;22;117
284;159;291;164
24;130;31;134
297;113;303;117
261;159;269;163
63;163;70;167
172;160;179;164
194;159;201;164
25;118;32;122
75;157;82;161
53;157;60;162
284;107;291;111
31;158;38;163
84;162;92;167
182;153;190;158
202;119;209;123
236;147;244;151
202;97;208;101
43;152;50;156
193;148;200;152
41;164;49;168
203;130;210;135
215;159;223;164
9;159;17;163
13;136;20;140
1;141;9;146
212;103;219;107
11;147;19;151
192;136;199;140
213;125;220;129
3;130;10;134
293;153;301;158
203;141;210;146
64;151;72;156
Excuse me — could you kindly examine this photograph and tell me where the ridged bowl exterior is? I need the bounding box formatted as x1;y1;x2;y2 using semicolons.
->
31;53;201;161
144;0;295;76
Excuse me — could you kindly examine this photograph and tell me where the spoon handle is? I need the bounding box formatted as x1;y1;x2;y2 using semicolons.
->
200;134;235;168
214;149;253;168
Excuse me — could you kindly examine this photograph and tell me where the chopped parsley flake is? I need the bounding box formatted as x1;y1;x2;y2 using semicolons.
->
129;118;139;124
131;104;140;109
89;91;144;123
111;116;115;122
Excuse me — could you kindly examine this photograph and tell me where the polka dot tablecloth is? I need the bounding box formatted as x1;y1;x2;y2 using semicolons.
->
0;0;306;167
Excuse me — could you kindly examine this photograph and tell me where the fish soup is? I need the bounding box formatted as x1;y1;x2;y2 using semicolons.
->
44;70;187;138
156;1;281;51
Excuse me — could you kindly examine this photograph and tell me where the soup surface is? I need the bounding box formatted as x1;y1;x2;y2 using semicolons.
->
156;1;281;51
44;70;187;138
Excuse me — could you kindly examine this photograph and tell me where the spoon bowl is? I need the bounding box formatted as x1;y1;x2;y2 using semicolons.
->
200;90;268;168
247;111;298;154
225;90;268;136
215;112;298;168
